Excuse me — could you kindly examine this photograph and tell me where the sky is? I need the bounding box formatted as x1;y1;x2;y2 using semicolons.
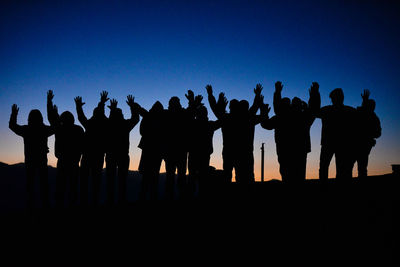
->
1;0;399;180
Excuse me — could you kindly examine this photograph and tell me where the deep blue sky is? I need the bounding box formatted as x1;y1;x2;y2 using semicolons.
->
1;0;399;179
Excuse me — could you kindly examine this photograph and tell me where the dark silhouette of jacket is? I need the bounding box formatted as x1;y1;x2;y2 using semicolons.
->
47;92;84;207
9;105;54;209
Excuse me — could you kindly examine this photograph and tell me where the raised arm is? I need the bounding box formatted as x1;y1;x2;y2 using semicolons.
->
47;90;60;126
135;103;148;117
206;84;221;118
107;98;118;113
9;104;25;136
260;103;275;130
74;96;88;128
308;82;321;118
96;90;109;117
273;81;283;115
361;89;370;108
249;83;263;115
126;95;140;130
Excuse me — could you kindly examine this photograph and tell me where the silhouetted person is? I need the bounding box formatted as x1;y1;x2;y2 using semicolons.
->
355;90;381;178
138;101;166;201
164;91;197;199
312;86;357;180
9;104;54;210
261;82;317;183
207;84;262;184
105;95;140;205
47;90;84;208
188;100;221;197
234;93;263;184
75;91;109;206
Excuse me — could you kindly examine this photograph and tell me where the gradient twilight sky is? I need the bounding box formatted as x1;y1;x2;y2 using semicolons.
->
1;0;399;180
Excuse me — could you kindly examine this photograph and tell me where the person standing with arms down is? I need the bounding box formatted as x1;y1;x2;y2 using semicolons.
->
9;101;54;210
74;91;109;207
47;90;84;208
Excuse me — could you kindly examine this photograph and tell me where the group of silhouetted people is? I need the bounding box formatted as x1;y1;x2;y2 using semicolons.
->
9;82;381;209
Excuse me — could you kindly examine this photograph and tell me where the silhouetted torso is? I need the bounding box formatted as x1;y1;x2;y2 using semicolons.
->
319;105;356;148
107;115;139;156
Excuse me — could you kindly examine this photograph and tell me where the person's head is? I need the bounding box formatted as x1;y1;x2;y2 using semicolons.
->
239;100;249;113
291;97;302;112
92;107;104;119
150;101;164;114
196;106;208;121
168;96;182;111
110;108;124;120
280;97;291;114
229;99;239;114
60;111;74;126
366;99;376;112
329;88;344;106
28;109;44;126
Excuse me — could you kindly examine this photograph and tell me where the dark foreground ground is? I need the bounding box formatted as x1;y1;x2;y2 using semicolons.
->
1;172;397;266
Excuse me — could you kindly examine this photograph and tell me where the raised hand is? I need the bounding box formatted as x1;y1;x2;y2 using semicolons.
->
275;81;283;93
47;90;54;102
361;89;370;101
206;84;213;95
100;91;109;104
310;82;319;94
11;104;19;115
126;95;135;107
108;99;118;110
185;90;195;103
218;92;228;108
261;103;271;116
74;96;85;107
194;95;203;106
53;104;58;114
254;83;263;96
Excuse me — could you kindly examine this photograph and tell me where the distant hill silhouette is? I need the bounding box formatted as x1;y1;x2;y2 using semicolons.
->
0;161;172;212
